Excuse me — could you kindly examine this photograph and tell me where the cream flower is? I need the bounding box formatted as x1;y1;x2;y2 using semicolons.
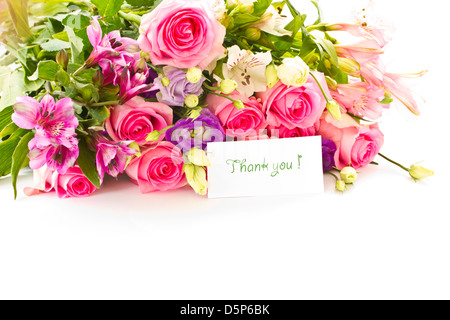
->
277;56;310;87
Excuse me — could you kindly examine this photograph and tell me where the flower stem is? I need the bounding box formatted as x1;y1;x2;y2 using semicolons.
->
89;101;120;107
119;11;142;24
378;153;409;172
73;64;87;77
325;171;339;181
309;71;330;102
203;83;219;92
207;91;238;103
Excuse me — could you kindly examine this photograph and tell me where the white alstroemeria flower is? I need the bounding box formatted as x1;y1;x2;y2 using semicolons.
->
250;6;292;37
223;45;272;97
209;0;227;20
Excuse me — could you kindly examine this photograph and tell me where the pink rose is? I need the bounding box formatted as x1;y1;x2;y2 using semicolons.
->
138;0;226;70
318;112;384;169
24;166;98;199
205;92;267;138
105;97;173;146
125;142;187;193
256;72;328;130
268;124;318;139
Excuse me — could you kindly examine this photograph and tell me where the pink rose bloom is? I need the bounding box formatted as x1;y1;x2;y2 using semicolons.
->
318;113;384;170
105;97;173;146
24;166;98;199
268;124;318;139
256;72;328;130
205;92;267;138
331;82;386;120
126;142;187;193
138;0;226;70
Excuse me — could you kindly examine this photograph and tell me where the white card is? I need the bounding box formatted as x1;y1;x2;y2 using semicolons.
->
207;136;324;198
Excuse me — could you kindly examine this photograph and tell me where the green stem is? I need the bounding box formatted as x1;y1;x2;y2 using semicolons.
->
325;171;339;181
73;64;87;77
207;91;238;103
203;83;219;92
309;71;330;102
119;11;142;24
89;101;120;107
378;153;409;172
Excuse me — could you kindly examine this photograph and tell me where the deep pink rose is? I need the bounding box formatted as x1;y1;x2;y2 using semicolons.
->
24;166;98;199
138;0;226;69
125;142;187;193
318;112;384;169
256;72;328;130
268;124;318;139
105;97;173;146
205;91;267;138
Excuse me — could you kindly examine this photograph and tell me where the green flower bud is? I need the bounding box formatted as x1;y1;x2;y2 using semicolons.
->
338;57;361;77
234;100;245;110
326;100;342;121
184;164;208;196
92;69;105;87
161;77;170;87
56;49;69;70
185;95;199;108
265;64;279;88
186;67;203;84
219;79;238;94
245;27;261;41
146;130;161;142
340;166;358;184
409;165;434;181
336;180;346;192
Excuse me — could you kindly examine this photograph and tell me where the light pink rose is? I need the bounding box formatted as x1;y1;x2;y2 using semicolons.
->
125;142;187;193
205;91;267;138
138;0;226;70
105;97;173;146
256;72;328;130
268;123;318;139
24;166;98;199
318;112;384;169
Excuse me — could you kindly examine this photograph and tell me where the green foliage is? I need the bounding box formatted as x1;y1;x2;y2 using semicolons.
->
4;0;32;40
11;131;34;199
126;0;155;7
92;0;125;17
0;67;27;110
77;137;101;188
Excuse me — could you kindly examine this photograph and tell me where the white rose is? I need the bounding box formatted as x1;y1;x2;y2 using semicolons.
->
277;56;310;87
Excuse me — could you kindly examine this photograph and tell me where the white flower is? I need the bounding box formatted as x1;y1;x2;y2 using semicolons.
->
223;45;272;97
250;6;292;37
277;56;310;87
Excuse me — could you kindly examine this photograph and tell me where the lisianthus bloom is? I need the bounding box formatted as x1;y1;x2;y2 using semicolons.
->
318;112;384;170
95;136;137;182
153;67;205;107
205;91;267;138
331;82;386;120
24;166;98;199
105;97;173;146
223;45;272;97
166;109;225;152
12;94;79;174
322;138;337;172
138;0;226;69
126;142;187;193
256;72;328;130
86;17;140;68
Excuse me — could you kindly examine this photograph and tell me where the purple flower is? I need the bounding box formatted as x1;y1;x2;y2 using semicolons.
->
154;67;205;107
95;137;137;182
322;138;337;172
140;68;159;99
12;94;79;174
166;109;225;152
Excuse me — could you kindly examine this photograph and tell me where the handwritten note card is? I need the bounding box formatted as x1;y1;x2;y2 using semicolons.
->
207;136;324;198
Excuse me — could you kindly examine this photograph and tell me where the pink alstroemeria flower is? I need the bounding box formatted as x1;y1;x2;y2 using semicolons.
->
335;39;383;65
117;61;152;104
95;137;137;182
86;18;140;68
331;82;386;120
12;94;79;174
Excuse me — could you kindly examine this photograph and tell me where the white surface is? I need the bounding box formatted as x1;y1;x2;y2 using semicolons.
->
207;136;324;198
0;0;449;300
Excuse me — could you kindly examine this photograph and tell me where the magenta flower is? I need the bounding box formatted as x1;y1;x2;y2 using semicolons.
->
12;94;79;174
117;61;152;104
95;137;137;182
86;18;140;68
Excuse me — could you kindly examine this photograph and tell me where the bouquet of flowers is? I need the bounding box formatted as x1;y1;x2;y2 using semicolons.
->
0;0;433;199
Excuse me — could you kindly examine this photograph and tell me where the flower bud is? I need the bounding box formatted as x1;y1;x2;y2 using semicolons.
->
409;165;434;181
338;57;360;77
189;108;202;120
277;57;309;87
146;130;161;142
92;70;105;87
186;148;211;167
56;49;69;70
161;77;170;87
184;164;208;196
265;64;279;88
239;4;254;14
326;100;342;121
219;79;237;94
336;180;346;192
340;166;358;184
234;100;245;110
185;95;199;108
245;27;261;41
186;67;203;84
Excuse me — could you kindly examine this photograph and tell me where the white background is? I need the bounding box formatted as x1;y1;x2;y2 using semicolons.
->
0;0;449;300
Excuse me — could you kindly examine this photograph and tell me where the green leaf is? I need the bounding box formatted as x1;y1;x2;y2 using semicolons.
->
62;14;91;30
380;97;394;105
0;107;14;133
0;128;28;177
41;39;71;52
88;106;110;125
66;27;85;64
315;37;339;66
0;123;19;140
0;68;27;110
29;60;61;81
77;137;101;188
310;0;322;25
11;131;33;199
126;0;155;7
29;1;69;16
253;0;272;16
4;0;32;40
92;0;125;17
